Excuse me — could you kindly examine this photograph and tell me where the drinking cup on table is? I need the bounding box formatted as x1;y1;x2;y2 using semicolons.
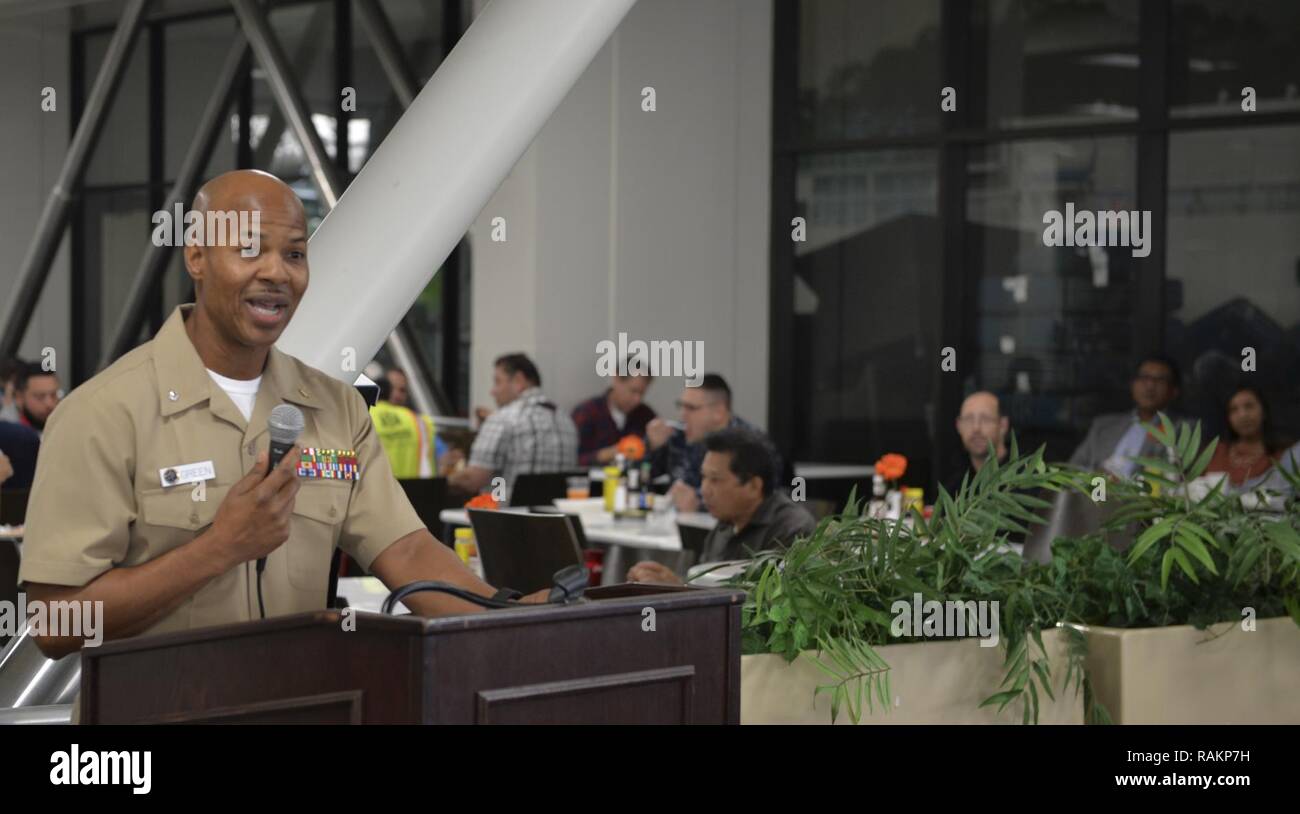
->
567;475;590;500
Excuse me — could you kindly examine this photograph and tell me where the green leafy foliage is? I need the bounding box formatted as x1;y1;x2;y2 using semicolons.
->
736;415;1300;725
738;438;1085;724
1044;415;1300;631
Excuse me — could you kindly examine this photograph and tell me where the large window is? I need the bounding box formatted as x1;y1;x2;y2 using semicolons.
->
1168;0;1300;119
979;0;1140;129
966;136;1138;460
1166;125;1300;440
772;0;1300;489
71;0;471;413
793;149;942;486
797;0;941;142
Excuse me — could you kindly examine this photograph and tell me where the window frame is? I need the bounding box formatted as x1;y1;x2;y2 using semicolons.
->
769;0;1300;467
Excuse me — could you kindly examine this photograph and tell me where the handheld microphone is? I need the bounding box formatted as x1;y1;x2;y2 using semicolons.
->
257;404;305;619
267;403;305;473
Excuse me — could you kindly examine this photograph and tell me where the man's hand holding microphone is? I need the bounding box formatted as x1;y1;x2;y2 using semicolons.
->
204;449;300;571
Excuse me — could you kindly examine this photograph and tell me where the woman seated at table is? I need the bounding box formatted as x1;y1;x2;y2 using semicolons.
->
1204;385;1287;489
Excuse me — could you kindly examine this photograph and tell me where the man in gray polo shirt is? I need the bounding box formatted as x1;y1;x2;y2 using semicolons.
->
627;427;814;584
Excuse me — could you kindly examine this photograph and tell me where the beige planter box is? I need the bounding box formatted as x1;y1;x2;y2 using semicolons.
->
1069;616;1300;724
742;629;1082;724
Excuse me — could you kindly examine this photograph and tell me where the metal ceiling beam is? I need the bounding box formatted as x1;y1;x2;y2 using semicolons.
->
354;0;417;107
229;0;444;417
251;3;331;170
229;0;341;207
99;35;250;370
0;0;151;360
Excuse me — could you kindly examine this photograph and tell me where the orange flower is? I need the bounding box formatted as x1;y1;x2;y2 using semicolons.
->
616;434;646;461
464;493;499;510
875;453;908;482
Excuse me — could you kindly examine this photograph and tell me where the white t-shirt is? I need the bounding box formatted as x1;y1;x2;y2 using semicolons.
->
610;404;627;431
207;368;262;422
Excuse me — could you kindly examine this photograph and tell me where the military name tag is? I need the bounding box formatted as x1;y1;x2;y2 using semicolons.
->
159;460;216;488
297;448;360;481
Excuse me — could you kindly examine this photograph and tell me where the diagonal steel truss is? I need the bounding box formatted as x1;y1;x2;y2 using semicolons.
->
6;0;450;416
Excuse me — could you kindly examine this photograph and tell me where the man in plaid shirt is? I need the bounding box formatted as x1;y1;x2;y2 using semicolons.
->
571;371;657;466
448;353;577;499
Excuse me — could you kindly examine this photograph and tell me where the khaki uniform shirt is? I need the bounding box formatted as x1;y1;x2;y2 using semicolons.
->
18;304;425;637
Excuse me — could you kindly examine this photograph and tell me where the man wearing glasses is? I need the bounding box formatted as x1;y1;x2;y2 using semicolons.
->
1069;355;1184;477
940;391;1010;498
645;373;781;512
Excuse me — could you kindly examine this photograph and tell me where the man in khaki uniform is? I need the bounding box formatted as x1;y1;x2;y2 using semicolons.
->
21;170;540;660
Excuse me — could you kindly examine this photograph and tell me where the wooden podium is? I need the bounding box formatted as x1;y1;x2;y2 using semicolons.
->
79;584;744;724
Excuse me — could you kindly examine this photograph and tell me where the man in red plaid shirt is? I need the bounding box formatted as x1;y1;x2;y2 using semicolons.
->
571;371;657;466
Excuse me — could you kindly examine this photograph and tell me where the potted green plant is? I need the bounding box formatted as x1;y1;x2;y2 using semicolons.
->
734;418;1300;724
1048;416;1300;724
737;439;1090;724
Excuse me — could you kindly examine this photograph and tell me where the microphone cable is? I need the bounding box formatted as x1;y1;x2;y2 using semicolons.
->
256;558;267;619
381;564;590;614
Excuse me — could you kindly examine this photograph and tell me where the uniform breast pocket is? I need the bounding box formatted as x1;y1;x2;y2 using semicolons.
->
287;481;350;591
136;484;231;564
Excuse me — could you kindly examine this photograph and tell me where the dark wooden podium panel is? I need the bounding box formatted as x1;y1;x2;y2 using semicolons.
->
80;584;743;724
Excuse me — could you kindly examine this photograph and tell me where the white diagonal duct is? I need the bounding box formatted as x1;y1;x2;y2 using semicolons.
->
277;0;638;378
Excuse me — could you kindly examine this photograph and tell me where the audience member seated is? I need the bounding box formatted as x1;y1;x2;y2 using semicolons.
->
1241;439;1300;495
645;373;782;512
1069;355;1185;477
1203;385;1287;489
0;358;23;423
369;372;452;478
627;428;814;585
940;390;1009;497
0;420;40;491
385;366;412;407
449;353;577;498
8;361;60;437
572;365;656;466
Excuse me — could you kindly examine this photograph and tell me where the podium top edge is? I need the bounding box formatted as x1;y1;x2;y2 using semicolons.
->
82;588;747;658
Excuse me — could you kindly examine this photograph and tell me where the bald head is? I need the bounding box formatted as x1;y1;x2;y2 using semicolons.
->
960;391;1000;419
191;169;305;228
183;170;309;354
956;391;1008;463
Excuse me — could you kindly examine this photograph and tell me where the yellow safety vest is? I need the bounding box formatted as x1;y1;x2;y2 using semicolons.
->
369;401;437;478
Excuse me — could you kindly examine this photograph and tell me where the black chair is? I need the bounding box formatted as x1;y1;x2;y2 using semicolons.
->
0;488;29;527
676;521;712;571
467;509;584;594
328;478;457;602
0;540;19;651
508;471;585;508
1020;488;1132;564
398;477;454;535
326;547;344;609
327;478;454;588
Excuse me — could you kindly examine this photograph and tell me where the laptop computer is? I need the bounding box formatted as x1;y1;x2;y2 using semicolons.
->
467;509;584;594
